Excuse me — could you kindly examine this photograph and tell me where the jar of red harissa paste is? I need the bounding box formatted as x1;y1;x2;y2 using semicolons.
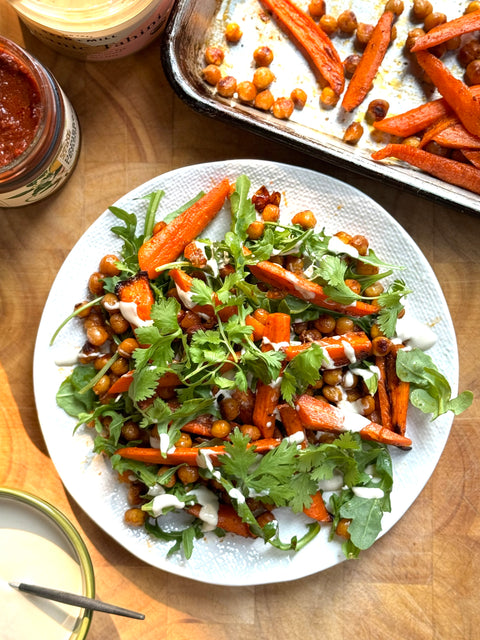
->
0;37;80;207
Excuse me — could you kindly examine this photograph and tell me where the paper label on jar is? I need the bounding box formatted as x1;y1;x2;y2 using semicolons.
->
17;0;174;61
0;92;80;208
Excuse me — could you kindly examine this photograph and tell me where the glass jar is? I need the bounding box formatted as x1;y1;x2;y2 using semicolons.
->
7;0;175;61
0;37;81;208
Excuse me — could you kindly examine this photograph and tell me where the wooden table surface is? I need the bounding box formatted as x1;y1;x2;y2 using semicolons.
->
1;2;479;638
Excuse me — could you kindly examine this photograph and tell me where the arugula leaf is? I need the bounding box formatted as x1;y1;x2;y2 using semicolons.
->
396;348;473;419
109;205;142;269
281;343;325;403
142;190;165;240
229;174;256;241
56;365;97;417
162;192;204;224
339;496;385;550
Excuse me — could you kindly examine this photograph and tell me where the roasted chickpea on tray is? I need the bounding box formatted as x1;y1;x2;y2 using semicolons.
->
163;0;480;213
51;169;472;563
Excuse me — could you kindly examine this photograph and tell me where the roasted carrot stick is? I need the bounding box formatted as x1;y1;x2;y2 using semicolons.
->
249;261;378;317
372;144;480;195
180;416;214;438
295;393;412;447
107;370;135;395
283;331;372;366
462;149;480;168
432;122;480;149
373;86;480;137
259;0;344;95
341;11;394;112
374;356;393;431
415;50;480;138
253;313;290;437
303;491;332;522
410;10;480;52
245;314;265;341
385;346;409;436
278;402;307;445
138;178;230;279
115;272;155;321
418;115;458;149
186;503;254;537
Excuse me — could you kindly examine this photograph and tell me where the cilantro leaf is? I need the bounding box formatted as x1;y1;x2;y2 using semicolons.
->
396;348;473;419
313;254;360;305
281;343;325;403
376;280;411;338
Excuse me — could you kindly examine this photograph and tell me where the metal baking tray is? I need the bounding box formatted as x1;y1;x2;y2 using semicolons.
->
161;0;480;216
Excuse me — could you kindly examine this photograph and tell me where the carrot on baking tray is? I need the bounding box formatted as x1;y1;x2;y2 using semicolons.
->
410;10;480;52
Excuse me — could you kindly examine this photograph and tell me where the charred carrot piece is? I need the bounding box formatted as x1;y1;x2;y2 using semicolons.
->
303;491;332;523
107;370;135;395
415;50;480;138
374;356;393;431
181;416;214;438
373;86;480;137
372;144;480;195
385;346;410;436
341;11;394;112
433;122;480;149
295;394;412;447
461;149;480;168
250;261;378;317
410;10;480;52
115;272;155;321
278;403;307;447
138;178;230;279
186;503;254;537
245;314;265;341
170;267;236;321
418;115;458;149
283;331;372;366
259;0;344;95
253;313;290;437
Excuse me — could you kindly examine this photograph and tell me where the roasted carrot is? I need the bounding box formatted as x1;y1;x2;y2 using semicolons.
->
180;416;214;438
303;491;332;523
433;122;480;149
418;115;458;149
170;267;236;321
385;346;409;436
283;331;372;366
373;86;480;137
278;403;307;445
462;149;480;168
372;144;480;195
249;261;378;317
107;370;135;395
374;356;392;431
253;313;290;438
115;272;154;321
415;50;480;138
410;10;480;52
186;503;254;537
259;0;344;95
138;177;230;279
245;314;265;341
341;11;394;112
295;393;412;447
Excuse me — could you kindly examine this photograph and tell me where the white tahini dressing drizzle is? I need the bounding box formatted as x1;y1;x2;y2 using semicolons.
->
151;493;185;516
317;471;344;491
352;486;385;499
188;485;219;531
327;236;359;258
262;337;290;351
118;301;153;327
228;488;246;504
395;314;437;351
341;340;357;364
53;345;81;366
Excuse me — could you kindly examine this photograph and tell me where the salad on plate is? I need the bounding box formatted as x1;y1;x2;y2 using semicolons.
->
54;172;472;561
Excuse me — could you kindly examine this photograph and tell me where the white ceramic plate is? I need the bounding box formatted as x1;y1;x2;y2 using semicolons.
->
33;159;458;586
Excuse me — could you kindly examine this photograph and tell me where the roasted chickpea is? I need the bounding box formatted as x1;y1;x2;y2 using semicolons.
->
360;395;376;416
122;421;142;441
365;98;390;123
402;135;422;148
211;419;233;438
253;308;269;324
158;465;176;488
465;59;480;85
247;220;265;239
253;66;275;90
285;256;304;275
405;27;426;51
322;385;343;403
308;0;326;18
355;23;374;48
363;282;384;298
343;122;364;145
335;317;355;334
291;87;307;109
253;45;274;66
93;374;111;396
322;368;343;386
128;484;145;506
177;465;200;485
86;325;109;347
424;12;446;32
372;335;393;356
446;36;461;51
345;278;362;294
424;140;449;157
254;89;275;111
241;424;262;440
216;75;237;98
343;54;361;78
337;10;357;34
88;272;105;296
109;312;130;334
118;337;139;358
110;356;129;376
320;86;339;108
370;323;385;339
101;292;118;313
262;203;280;221
272;97;294;119
220;397;240;421
225;22;242;42
204;45;224;65
313;314;336;334
458;40;480;67
94;354;110;371
385;0;404;16
237;80;257;103
350;234;369;256
175;433;192;448
202;64;222;86
336;518;351;538
99;254;120;277
124;508;147;526
412;0;432;20
291;209;317;229
257;511;276;528
343;372;358;389
319;14;337;35
74;301;91;318
465;1;480;13
355;260;379;275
